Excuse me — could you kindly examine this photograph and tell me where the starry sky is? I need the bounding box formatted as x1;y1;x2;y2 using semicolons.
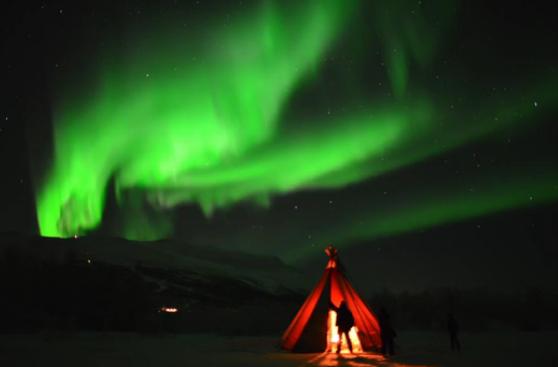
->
1;0;557;289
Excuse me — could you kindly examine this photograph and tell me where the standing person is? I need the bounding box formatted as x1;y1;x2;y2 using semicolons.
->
447;313;461;351
378;307;396;356
329;300;354;353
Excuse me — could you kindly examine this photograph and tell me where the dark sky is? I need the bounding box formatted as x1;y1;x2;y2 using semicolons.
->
1;0;557;291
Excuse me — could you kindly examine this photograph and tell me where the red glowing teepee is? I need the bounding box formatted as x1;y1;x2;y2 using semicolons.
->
281;246;382;353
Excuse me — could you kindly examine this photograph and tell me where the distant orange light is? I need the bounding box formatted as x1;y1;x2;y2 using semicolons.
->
160;307;178;313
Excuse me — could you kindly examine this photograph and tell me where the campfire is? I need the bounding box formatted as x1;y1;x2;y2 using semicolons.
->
326;310;363;353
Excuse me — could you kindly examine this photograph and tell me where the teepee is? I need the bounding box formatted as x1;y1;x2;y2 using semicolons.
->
281;245;382;353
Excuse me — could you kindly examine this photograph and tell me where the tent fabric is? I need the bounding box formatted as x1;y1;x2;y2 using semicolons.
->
281;246;382;352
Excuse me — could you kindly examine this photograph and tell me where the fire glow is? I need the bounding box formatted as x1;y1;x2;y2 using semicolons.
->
326;310;363;354
160;307;178;313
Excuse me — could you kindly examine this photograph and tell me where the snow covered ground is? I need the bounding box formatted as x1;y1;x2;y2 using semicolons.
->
0;331;556;367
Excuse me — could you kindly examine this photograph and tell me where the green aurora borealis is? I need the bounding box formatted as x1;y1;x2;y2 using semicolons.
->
35;0;558;259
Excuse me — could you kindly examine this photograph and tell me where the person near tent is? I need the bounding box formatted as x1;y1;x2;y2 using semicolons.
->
329;300;355;353
447;313;460;351
378;307;396;356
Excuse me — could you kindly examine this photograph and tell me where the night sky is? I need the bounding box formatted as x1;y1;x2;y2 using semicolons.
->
1;0;557;289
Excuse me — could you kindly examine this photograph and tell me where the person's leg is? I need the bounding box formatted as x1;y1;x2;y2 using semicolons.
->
337;330;343;353
451;334;457;350
344;331;353;353
384;339;391;356
388;338;394;355
381;335;386;355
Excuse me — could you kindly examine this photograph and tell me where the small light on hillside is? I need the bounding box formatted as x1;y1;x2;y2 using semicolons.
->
160;306;178;313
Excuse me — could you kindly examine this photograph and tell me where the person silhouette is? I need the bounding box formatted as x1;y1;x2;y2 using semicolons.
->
447;313;460;351
329;300;354;353
378;307;396;356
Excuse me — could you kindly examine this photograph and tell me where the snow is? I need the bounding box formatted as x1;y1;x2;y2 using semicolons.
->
0;331;556;366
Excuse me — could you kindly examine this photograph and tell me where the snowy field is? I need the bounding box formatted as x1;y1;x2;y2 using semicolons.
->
0;331;556;367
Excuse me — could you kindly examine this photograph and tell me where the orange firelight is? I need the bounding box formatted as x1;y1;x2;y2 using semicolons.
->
326;310;363;354
160;306;178;313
